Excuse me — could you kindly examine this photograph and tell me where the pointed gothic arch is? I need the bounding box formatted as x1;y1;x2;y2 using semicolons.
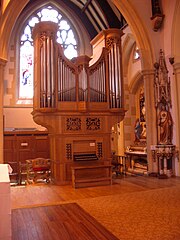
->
112;0;154;70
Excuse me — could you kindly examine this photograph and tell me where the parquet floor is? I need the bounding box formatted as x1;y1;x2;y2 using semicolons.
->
11;175;180;240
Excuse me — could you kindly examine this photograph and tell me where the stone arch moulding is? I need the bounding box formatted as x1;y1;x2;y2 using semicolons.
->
14;0;91;57
0;0;91;60
0;0;155;68
112;0;154;71
122;33;136;76
0;0;29;60
129;71;143;95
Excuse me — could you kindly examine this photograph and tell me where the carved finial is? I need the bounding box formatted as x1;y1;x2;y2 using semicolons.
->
154;49;171;108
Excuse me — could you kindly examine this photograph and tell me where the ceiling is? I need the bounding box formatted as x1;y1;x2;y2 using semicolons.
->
63;0;127;39
27;0;127;40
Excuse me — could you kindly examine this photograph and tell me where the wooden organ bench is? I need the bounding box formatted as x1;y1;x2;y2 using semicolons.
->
72;164;112;188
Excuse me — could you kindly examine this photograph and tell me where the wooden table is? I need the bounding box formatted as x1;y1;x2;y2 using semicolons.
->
0;164;11;240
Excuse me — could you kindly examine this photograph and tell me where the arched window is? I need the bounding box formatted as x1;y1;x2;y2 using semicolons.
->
133;45;140;61
18;5;78;103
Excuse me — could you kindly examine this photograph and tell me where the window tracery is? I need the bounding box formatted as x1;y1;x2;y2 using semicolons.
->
18;5;78;103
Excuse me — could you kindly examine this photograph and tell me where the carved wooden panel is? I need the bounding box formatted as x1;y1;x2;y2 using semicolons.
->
66;118;81;131
86;117;100;130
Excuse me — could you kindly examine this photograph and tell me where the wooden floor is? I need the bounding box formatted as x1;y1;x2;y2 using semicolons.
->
11;175;180;240
11;175;180;209
12;203;118;240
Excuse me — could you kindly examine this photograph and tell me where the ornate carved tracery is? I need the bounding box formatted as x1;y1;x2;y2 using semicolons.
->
152;49;176;177
66;118;81;131
86;118;101;130
154;49;173;145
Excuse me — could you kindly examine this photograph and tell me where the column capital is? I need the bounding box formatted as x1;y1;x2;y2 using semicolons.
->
141;69;154;76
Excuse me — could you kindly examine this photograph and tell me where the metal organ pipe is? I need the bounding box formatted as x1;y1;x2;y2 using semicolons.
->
33;23;123;110
40;39;44;107
112;44;117;108
57;58;60;101
102;62;106;101
108;39;122;109
113;43;117;107
51;38;55;107
43;35;47;107
89;56;107;103
108;48;113;108
116;43;121;108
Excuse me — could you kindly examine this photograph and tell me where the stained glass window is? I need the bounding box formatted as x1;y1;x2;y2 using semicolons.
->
18;5;78;102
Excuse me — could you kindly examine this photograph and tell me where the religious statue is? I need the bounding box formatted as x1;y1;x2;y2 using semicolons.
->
141;123;146;139
158;105;173;144
139;87;146;122
134;118;142;142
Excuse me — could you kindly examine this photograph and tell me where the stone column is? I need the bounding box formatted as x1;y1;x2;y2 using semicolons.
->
0;58;7;163
142;69;157;173
173;62;180;176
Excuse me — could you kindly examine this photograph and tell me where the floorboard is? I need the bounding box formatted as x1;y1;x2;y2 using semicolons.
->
11;175;180;240
12;203;118;240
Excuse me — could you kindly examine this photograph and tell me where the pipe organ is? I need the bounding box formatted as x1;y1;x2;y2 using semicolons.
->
89;50;107;102
32;22;126;185
57;48;77;102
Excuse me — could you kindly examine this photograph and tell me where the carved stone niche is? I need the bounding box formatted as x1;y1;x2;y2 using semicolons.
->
151;49;178;178
133;86;146;146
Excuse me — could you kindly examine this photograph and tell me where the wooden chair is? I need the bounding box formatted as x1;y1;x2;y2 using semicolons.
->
26;158;51;184
112;155;127;176
7;161;19;185
19;161;28;185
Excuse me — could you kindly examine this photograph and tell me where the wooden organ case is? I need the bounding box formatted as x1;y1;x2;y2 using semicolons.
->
32;22;126;185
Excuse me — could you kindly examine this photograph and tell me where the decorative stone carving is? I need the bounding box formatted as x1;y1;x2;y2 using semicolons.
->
152;49;176;177
154;49;173;145
154;49;171;107
151;145;177;177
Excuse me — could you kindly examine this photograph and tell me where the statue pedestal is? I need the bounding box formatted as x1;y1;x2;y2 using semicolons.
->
151;144;176;177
